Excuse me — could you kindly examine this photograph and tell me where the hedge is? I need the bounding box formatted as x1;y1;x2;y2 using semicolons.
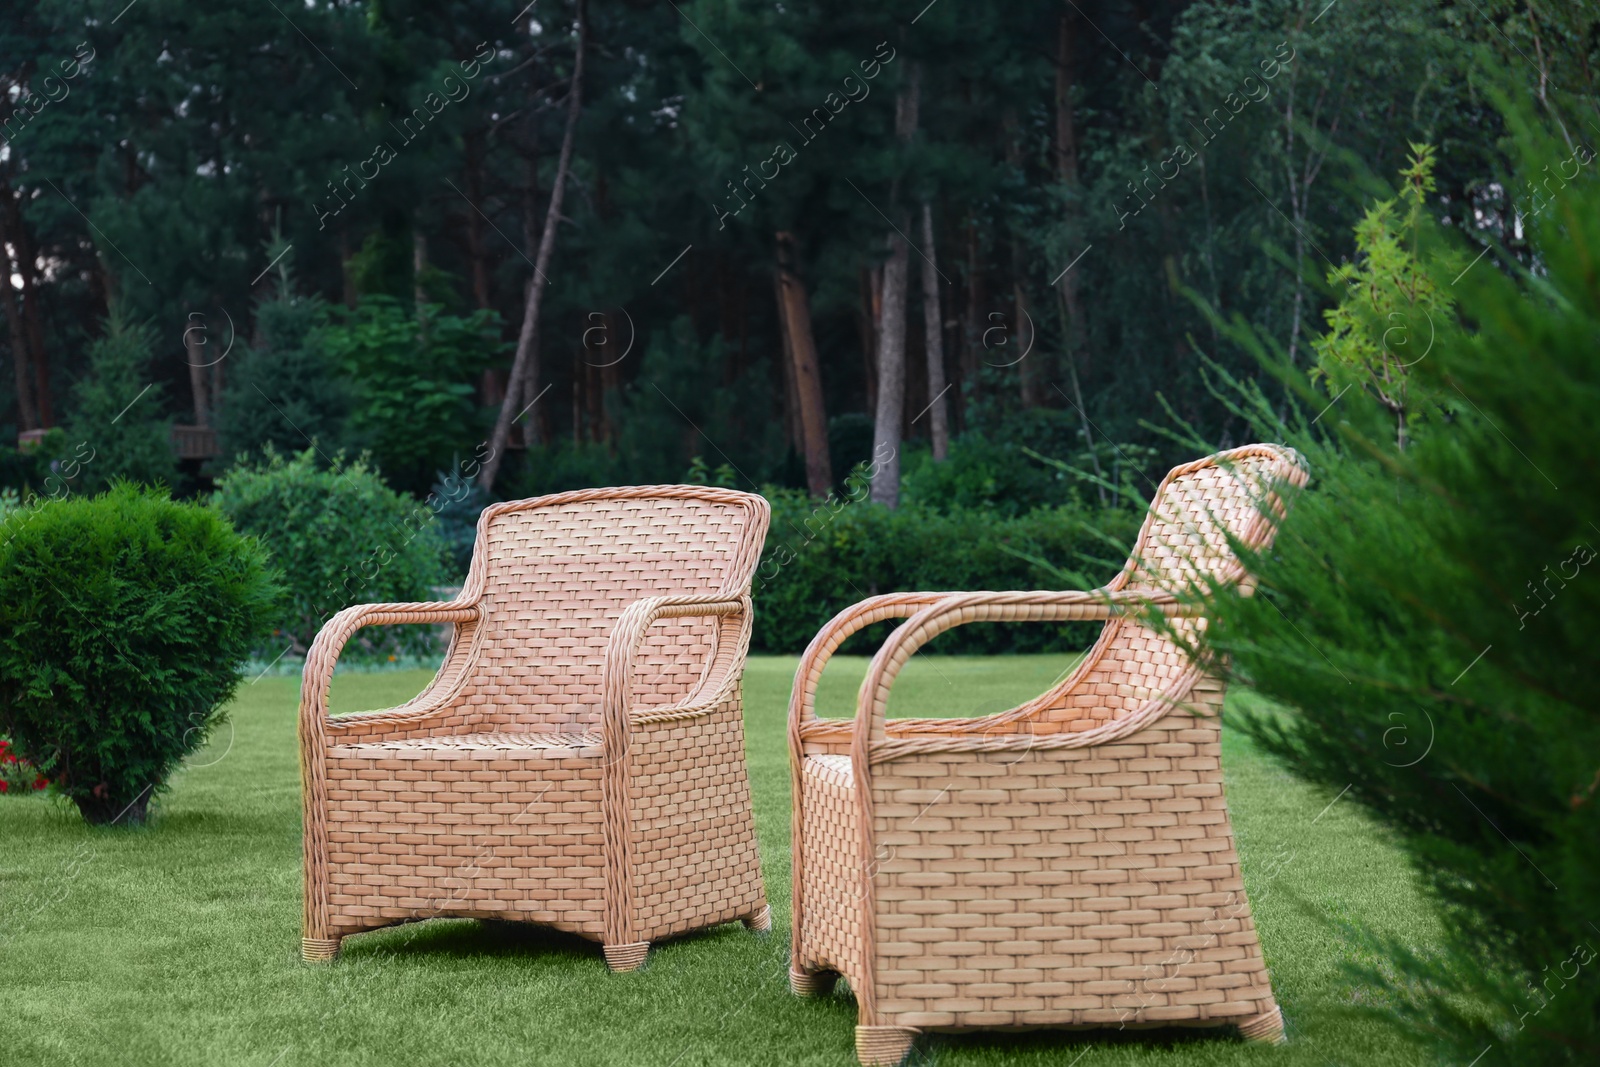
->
750;487;1142;655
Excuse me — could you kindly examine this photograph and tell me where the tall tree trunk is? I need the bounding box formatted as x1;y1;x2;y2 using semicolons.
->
1001;106;1042;409
918;202;949;462
186;318;210;427
412;231;428;310
1011;278;1039;406
777;305;802;456
1053;11;1104;499
775;231;832;497
1;270;37;433
480;0;587;491
859;264;880;415
870;233;909;507
10;198;51;425
210;336;224;425
869;65;920;508
960;219;981;432
0;201;39;433
1054;11;1089;383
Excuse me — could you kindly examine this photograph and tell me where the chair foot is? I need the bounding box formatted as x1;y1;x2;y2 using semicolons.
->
742;904;772;934
855;1025;918;1066
603;941;650;972
301;937;341;962
789;965;837;997
1239;1005;1286;1044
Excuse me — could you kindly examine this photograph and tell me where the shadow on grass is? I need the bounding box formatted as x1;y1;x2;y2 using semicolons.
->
344;917;600;967
922;1023;1248;1063
337;915;780;965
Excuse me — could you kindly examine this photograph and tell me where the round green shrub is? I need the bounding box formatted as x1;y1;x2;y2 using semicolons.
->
212;447;449;658
0;484;279;825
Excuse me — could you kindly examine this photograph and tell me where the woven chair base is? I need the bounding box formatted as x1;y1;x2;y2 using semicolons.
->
301;937;341;963
741;904;772;933
1239;1005;1286;1044
602;941;650;972
789;965;838;997
855;1026;918;1066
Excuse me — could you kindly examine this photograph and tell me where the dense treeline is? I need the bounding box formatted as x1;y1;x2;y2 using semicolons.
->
1;1;1596;502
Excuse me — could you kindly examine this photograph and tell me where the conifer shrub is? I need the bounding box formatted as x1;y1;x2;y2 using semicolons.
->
0;485;278;825
63;310;178;492
1194;114;1600;1065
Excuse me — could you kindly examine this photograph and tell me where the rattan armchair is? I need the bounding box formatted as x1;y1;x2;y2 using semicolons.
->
787;445;1309;1065
300;485;771;971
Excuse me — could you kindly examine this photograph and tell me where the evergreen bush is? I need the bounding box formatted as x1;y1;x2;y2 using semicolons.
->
218;293;350;469
63;310;178;493
0;484;278;825
1195;115;1600;1065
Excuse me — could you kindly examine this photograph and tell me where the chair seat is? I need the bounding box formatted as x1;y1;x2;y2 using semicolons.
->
329;729;605;759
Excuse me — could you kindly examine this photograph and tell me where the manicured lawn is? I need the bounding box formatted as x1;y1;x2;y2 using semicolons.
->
0;656;1434;1066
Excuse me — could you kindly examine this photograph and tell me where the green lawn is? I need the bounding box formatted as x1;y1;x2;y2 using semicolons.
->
0;656;1434;1066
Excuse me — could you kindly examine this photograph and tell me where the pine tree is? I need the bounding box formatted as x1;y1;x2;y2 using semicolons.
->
64;309;177;493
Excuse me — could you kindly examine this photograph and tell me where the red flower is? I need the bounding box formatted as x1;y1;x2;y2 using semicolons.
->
0;781;8;793
32;777;47;790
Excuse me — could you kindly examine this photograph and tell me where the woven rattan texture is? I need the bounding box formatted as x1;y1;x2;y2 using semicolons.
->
787;445;1307;1063
301;485;770;966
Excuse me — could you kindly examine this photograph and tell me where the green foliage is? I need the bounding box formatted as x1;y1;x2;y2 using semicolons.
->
63;311;178;493
510;319;788;495
218;293;350;469
320;297;505;494
608;319;786;487
685;455;738;488
752;485;1142;654
0;484;278;825
1312;144;1459;450
1198;116;1600;1065
212;448;448;658
426;463;490;580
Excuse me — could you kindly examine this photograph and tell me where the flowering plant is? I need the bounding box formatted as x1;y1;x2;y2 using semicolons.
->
0;738;49;795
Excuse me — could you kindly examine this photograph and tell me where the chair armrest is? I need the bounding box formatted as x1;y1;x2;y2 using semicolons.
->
298;600;481;753
850;589;1198;756
787;593;960;746
600;594;750;747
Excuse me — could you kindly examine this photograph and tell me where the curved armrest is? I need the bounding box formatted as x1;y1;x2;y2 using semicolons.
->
850;589;1197;756
787;593;960;748
298;600;481;752
600;594;750;749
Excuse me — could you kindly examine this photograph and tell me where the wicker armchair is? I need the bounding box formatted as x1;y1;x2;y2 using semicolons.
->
300;485;771;971
787;445;1309;1065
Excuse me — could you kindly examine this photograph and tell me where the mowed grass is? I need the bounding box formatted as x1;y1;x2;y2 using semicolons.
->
0;656;1434;1066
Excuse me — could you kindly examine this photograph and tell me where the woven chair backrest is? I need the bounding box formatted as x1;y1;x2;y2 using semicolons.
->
1117;444;1306;595
463;488;763;730
1025;445;1306;733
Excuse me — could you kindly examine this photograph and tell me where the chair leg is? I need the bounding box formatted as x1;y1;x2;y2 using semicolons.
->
1239;1004;1286;1044
301;937;341;963
603;941;650;972
789;964;837;997
855;1025;918;1066
742;904;772;934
